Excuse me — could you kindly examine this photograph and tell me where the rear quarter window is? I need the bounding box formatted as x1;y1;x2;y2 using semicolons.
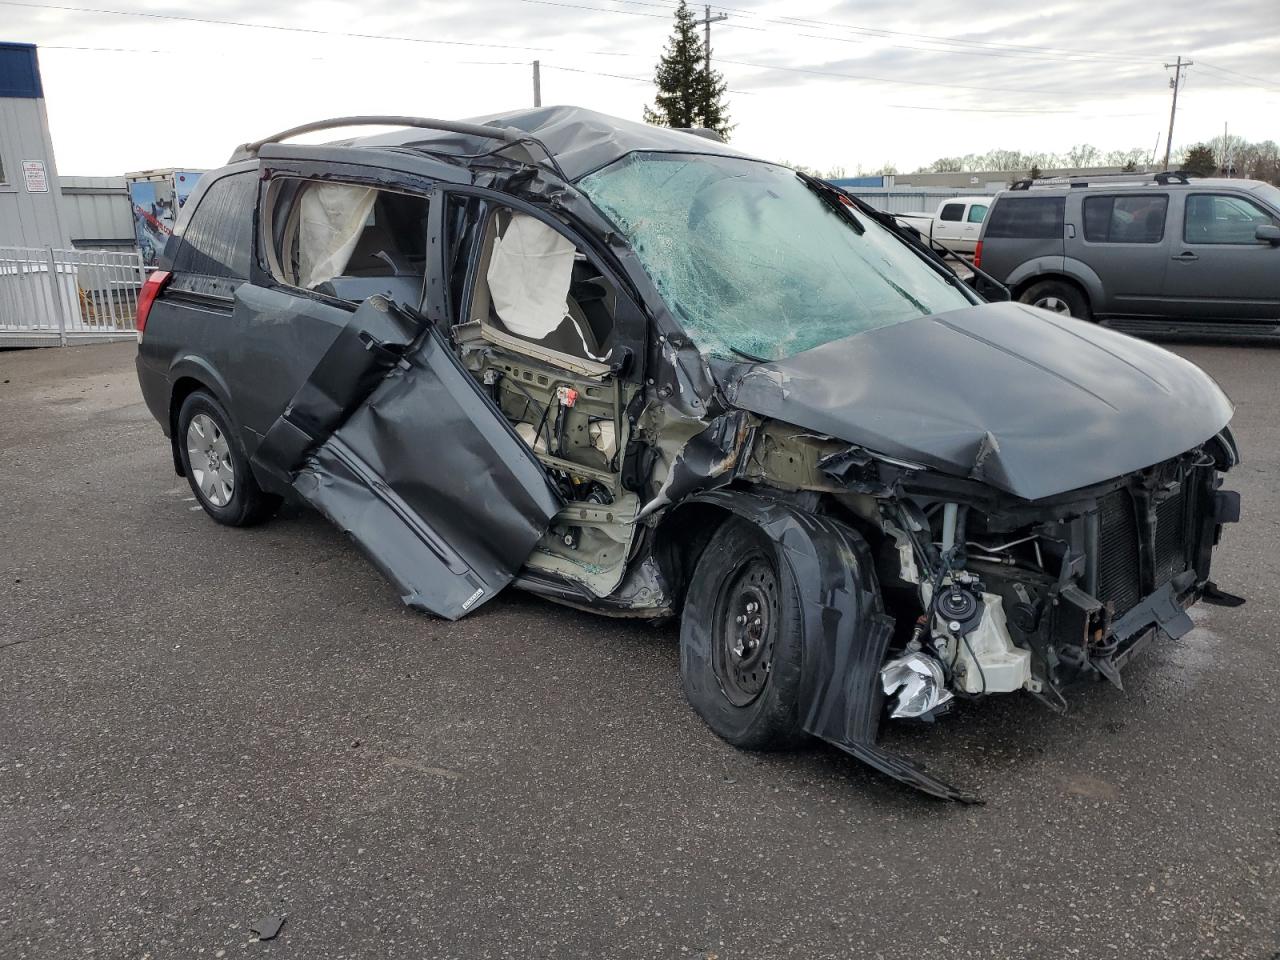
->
170;172;257;279
984;196;1065;240
1083;195;1168;243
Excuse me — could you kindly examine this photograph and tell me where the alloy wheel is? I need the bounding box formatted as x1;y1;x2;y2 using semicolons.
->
186;413;235;507
1034;295;1072;315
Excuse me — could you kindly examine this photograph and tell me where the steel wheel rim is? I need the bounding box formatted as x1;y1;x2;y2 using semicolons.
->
1034;295;1072;315
713;554;779;707
186;413;234;507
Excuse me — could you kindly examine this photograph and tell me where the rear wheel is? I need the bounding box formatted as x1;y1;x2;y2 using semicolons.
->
1020;279;1092;320
679;518;805;750
177;391;279;526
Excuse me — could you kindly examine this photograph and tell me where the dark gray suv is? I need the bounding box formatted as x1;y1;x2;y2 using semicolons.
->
133;107;1243;802
975;172;1280;333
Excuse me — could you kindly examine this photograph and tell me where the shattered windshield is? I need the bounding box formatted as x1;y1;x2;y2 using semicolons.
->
579;152;973;360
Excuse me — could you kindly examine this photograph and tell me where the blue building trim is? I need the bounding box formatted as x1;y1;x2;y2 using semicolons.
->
829;176;886;188
0;42;43;99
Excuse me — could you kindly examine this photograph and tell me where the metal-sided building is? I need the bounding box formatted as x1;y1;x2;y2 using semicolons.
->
1;41;142;345
0;41;72;249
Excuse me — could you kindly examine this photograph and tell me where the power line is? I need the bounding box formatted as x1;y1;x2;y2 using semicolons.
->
14;0;1270;108
38;43;528;66
715;56;1054;95
596;0;1162;65
1195;60;1280;92
0;0;567;54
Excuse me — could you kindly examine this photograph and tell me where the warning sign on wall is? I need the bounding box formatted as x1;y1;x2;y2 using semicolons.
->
21;160;49;193
21;161;49;193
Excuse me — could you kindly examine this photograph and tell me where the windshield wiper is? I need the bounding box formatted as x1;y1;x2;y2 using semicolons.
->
795;172;865;234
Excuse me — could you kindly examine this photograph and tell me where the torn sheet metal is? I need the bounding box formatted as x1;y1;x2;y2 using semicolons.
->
723;300;1234;501
294;325;563;619
350;104;751;183
251;296;424;485
682;491;979;803
637;411;753;519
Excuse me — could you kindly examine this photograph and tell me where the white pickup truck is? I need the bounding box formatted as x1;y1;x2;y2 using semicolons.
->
893;196;991;255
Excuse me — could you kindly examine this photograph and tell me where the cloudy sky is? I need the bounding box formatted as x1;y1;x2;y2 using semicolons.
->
6;0;1278;176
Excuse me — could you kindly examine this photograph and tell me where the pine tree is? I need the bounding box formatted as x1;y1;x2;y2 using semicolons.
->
1182;144;1216;177
643;1;732;139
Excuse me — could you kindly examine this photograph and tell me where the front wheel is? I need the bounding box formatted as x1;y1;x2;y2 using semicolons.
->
1020;279;1092;320
177;391;280;527
679;517;805;750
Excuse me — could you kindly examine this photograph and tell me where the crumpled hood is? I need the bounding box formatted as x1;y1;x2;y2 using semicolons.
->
722;301;1234;500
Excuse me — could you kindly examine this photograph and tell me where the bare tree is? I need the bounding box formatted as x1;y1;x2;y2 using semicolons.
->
983;149;1027;171
1104;147;1148;168
1066;144;1101;167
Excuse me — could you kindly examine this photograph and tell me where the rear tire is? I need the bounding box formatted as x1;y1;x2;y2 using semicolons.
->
679;517;805;750
1020;279;1092;321
177;391;279;527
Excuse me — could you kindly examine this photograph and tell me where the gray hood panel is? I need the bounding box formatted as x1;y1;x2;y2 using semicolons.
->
724;302;1233;500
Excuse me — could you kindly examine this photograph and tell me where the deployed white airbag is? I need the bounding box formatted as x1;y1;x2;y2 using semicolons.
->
297;183;378;290
486;213;575;339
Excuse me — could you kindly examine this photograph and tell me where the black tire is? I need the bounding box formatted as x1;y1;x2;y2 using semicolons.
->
679;517;805;751
1019;279;1092;321
176;390;280;527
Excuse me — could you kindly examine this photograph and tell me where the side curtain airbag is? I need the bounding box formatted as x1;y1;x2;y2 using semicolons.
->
298;183;378;289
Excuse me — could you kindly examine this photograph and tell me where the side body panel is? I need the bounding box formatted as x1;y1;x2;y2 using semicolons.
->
295;324;563;618
1064;191;1172;318
226;283;353;449
977;195;1066;283
1160;190;1280;321
135;162;261;441
932;200;982;253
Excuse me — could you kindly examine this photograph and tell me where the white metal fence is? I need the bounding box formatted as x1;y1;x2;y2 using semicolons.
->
0;246;145;347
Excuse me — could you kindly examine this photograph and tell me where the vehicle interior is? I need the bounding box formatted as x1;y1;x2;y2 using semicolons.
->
452;201;643;600
268;180;643;600
267;179;430;307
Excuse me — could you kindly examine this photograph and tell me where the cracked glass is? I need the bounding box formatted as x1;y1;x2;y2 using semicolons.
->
580;152;972;360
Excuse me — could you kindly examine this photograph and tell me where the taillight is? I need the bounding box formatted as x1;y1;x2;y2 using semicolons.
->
135;270;171;339
972;240;983;269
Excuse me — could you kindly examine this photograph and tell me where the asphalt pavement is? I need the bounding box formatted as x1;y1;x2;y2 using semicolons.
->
1;338;1277;959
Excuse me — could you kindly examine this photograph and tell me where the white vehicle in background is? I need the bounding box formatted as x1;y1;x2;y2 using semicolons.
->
894;196;991;255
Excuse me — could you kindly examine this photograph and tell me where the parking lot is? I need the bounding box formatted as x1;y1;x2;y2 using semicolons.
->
2;338;1278;959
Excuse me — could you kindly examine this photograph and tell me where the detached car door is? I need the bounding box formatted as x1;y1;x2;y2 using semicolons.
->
242;153;562;618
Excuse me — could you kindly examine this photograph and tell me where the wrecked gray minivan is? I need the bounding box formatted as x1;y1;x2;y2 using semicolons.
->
135;107;1241;801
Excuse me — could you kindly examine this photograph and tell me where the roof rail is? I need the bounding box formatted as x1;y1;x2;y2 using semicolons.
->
1009;169;1193;191
227;115;569;181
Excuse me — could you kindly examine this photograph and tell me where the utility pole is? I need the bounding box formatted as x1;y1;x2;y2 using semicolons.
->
699;5;727;79
532;59;541;108
1162;56;1192;171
